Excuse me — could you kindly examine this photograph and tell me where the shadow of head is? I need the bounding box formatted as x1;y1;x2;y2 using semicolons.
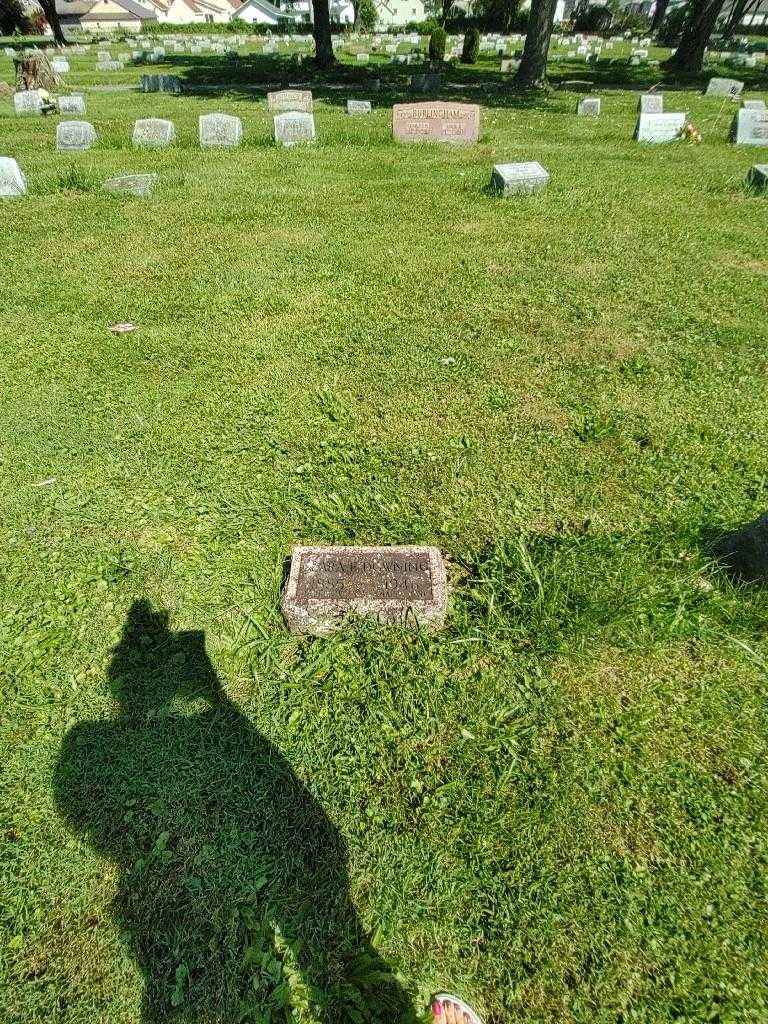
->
108;599;222;716
712;513;768;586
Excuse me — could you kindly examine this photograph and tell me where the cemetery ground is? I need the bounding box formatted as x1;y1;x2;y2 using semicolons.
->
2;36;768;1024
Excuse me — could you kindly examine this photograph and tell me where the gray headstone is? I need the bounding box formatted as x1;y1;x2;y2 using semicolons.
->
491;161;550;196
267;88;313;113
639;93;663;113
282;545;448;635
14;90;44;115
199;112;242;147
51;58;70;74
56;120;97;151
58;94;86;114
132;118;176;147
635;111;686;143
347;99;372;115
102;173;158;197
96;60;124;71
0;156;27;198
705;76;744;98
747;163;768;188
732;107;768;145
577;97;601;115
273;111;315;147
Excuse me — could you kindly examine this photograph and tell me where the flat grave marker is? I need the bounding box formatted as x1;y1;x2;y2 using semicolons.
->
347;99;372;115
58;94;86;114
491;161;550;196
732;107;768;145
577;97;601;115
706;76;744;98
282;545;448;635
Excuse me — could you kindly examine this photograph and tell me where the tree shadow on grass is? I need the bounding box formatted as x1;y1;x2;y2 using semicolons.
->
54;599;417;1024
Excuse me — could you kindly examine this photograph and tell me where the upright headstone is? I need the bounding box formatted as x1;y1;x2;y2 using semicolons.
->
51;58;69;74
199;112;242;147
747;163;768;188
267;88;313;113
56;120;97;151
132;118;176;147
0;156;27;198
705;76;744;98
732;107;768;145
103;173;158;197
281;545;448;635
577;97;601;115
273;111;315;146
14;89;44;115
347;99;372;115
392;101;480;144
491;161;550;196
58;94;86;114
639;93;663;113
635;111;686;143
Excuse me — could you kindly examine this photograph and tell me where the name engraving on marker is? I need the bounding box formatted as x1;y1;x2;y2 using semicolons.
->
282;545;448;635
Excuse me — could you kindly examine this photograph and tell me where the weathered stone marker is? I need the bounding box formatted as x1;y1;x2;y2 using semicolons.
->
347;99;372;115
267;88;313;113
14;89;44;115
491;161;550;195
635;111;686;143
392;101;480;144
273;111;315;146
102;172;158;197
0;156;27;198
639;93;663;114
56;120;97;151
58;94;86;114
747;163;768;188
731;107;768;145
199;112;242;147
132;118;176;147
282;545;448;635
705;76;744;98
577;96;601;115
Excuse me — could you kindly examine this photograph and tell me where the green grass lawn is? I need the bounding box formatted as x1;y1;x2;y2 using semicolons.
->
2;39;768;1024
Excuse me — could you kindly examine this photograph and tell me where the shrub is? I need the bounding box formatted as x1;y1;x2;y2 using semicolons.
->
429;26;447;61
461;26;480;64
358;0;377;32
574;3;613;31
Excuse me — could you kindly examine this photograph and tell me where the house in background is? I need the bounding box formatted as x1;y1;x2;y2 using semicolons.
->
149;0;240;22
374;0;425;27
233;0;290;22
56;0;158;31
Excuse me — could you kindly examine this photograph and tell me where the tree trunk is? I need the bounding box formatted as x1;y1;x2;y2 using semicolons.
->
14;54;61;92
724;0;758;35
313;0;336;69
664;0;727;72
442;0;452;22
351;0;360;24
651;0;670;32
37;0;67;45
512;0;557;88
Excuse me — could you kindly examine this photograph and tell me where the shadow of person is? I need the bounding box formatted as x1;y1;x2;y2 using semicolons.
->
55;600;417;1024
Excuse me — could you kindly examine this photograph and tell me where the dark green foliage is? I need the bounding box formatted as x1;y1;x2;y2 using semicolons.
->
357;0;377;31
461;25;480;63
573;1;613;31
428;26;447;61
0;0;31;34
658;2;690;44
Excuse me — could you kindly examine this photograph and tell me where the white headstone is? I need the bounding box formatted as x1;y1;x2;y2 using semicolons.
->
273;111;315;147
635;111;686;143
706;77;744;98
58;94;86;114
577;97;601;115
14;90;44;115
103;173;158;197
732;108;768;145
199;112;242;147
491;161;550;196
132;118;176;147
639;93;663;113
0;156;27;198
56;120;97;151
347;99;372;115
51;58;70;74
